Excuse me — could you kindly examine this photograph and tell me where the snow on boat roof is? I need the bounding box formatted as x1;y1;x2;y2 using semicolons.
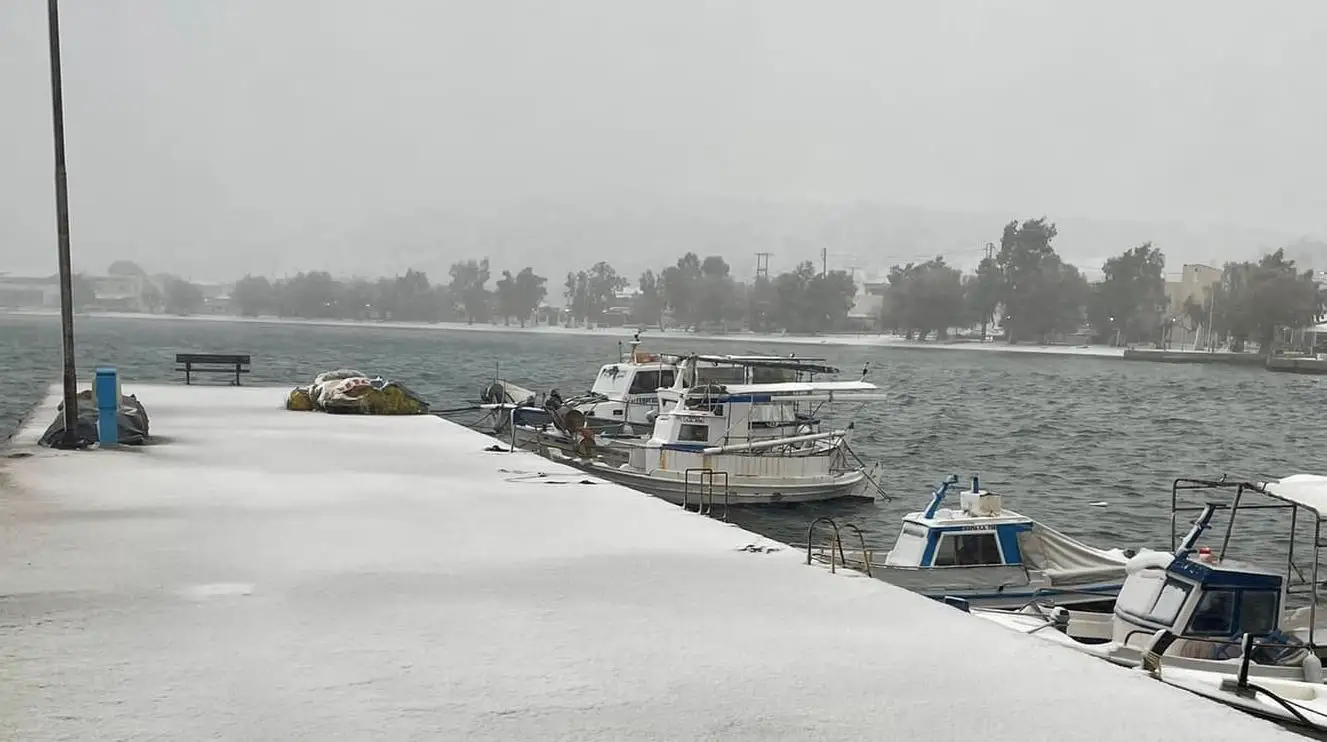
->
692;380;879;395
692;354;839;373
0;384;1299;741
1261;474;1327;519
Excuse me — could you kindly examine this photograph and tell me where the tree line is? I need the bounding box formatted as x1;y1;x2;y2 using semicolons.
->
221;251;861;334
112;214;1322;351
878;217;1324;351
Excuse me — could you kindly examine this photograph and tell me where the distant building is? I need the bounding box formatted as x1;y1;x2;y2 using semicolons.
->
850;280;887;326
1164;263;1222;349
90;274;147;312
0;276;59;308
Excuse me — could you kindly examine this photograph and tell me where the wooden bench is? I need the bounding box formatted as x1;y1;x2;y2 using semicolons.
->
175;353;251;386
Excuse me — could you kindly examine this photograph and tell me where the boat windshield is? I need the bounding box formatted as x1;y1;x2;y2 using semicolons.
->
695;366;744;386
751;366;801;383
933;532;1003;567
628;369;674;394
1186;588;1279;637
1117;575;1191;626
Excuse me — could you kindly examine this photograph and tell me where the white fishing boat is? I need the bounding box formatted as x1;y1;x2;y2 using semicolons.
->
966;475;1327;727
476;333;828;458
544;353;887;507
806;475;1147;608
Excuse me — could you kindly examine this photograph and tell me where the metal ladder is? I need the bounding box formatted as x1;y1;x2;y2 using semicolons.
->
683;468;730;520
804;517;874;576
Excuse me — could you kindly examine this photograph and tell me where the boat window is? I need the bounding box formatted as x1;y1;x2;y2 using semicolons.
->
932;533;1002;567
751;366;798;383
696;366;744;385
1239;590;1279;636
1114;569;1166;617
679;424;708;442
886;525;929;567
1187;590;1236;636
1142;578;1191;625
628;370;672;395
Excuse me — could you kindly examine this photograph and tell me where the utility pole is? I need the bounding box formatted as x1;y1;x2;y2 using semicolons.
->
821;247;828;277
46;0;80;449
754;252;771;281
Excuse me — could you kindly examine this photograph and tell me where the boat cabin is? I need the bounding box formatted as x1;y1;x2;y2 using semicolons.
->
588;360;676;405
1115;495;1287;652
884;476;1035;570
1111;552;1283;649
578;350;678;428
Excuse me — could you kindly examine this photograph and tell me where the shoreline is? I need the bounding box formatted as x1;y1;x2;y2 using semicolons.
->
2;308;1126;359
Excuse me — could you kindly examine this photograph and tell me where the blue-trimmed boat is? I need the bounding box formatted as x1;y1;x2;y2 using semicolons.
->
857;475;1146;609
970;477;1327;691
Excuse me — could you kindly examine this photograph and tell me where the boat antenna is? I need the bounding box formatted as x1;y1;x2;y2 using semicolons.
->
627;329;642;361
923;474;960;519
46;0;81;449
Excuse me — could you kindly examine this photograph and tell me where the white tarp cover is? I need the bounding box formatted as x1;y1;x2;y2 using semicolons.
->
1018;523;1132;585
1263;474;1327;519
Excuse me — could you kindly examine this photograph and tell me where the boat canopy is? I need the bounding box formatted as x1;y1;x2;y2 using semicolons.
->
691;355;840;374
1259;475;1327;519
687;380;878;397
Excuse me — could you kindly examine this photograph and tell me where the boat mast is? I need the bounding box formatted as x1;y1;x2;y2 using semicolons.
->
46;0;80;449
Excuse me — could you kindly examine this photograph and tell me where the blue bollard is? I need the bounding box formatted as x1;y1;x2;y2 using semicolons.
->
94;367;119;447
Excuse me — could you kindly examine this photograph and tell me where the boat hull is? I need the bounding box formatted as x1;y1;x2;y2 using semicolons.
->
556;454;872;505
971;607;1326;682
815;555;1123;609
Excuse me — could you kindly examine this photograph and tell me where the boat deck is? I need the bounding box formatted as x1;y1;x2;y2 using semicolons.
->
0;384;1301;740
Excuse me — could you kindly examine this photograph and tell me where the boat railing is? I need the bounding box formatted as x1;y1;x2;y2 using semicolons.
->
683;468;730;520
1171;476;1327;649
803;517;874;577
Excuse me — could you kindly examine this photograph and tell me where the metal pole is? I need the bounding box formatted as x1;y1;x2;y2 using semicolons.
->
47;0;80;449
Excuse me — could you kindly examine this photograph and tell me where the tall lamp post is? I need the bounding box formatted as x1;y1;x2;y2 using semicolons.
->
46;0;81;448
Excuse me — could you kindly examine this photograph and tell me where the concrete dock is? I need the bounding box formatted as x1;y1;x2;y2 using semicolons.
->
0;385;1300;740
1122;348;1267;366
1267;356;1327;375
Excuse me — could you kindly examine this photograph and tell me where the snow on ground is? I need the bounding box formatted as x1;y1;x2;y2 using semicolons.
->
2;308;1125;358
0;385;1286;740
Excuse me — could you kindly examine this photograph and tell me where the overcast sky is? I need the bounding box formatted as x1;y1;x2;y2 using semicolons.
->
1;1;1324;281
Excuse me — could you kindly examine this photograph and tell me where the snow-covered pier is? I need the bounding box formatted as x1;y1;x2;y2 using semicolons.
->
0;385;1299;740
